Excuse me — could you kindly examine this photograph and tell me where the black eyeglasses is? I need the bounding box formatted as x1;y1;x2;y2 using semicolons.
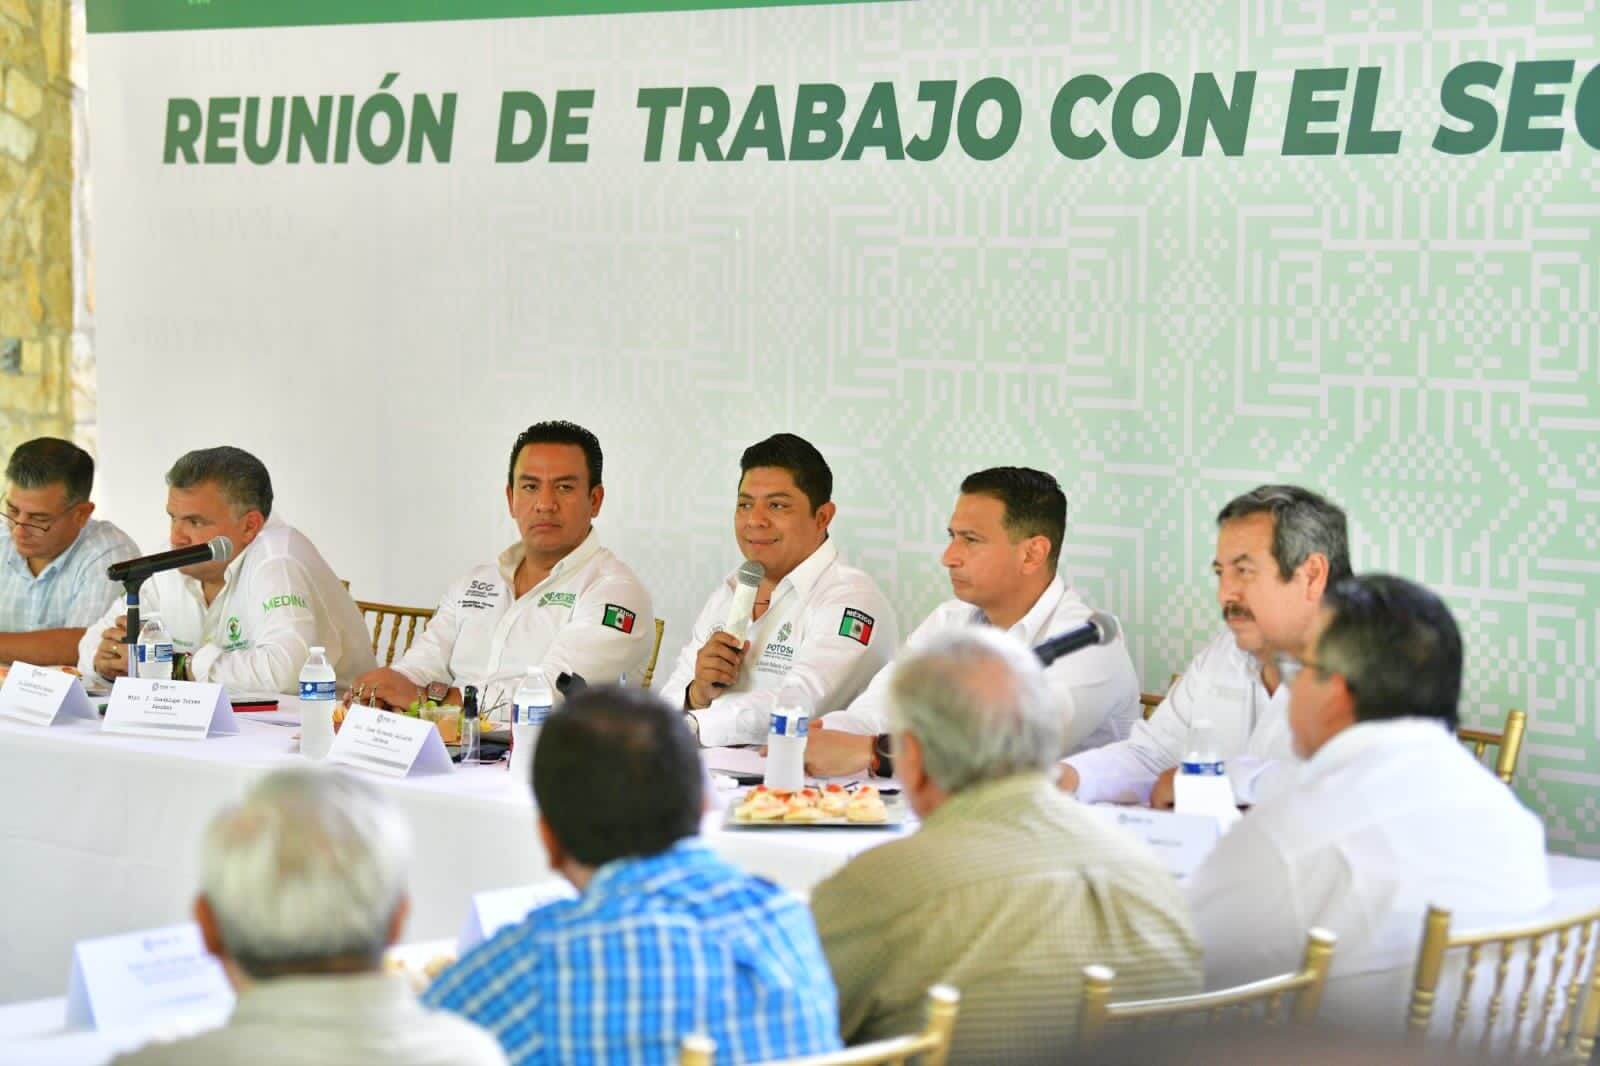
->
2;499;77;535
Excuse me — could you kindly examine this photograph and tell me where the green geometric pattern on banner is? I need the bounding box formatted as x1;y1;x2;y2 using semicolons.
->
88;0;898;34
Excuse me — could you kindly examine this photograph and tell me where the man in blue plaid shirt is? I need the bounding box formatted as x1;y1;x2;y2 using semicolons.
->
423;685;841;1064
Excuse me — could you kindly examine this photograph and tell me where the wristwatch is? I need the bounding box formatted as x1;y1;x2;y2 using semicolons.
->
425;681;450;704
871;733;894;778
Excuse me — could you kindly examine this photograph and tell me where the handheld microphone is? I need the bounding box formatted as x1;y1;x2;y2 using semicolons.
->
1034;611;1120;666
107;537;234;585
720;560;766;642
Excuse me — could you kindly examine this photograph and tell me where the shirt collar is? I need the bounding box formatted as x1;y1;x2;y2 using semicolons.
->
973;575;1068;645
1301;717;1455;782
582;837;713;900
497;526;603;588
766;538;838;600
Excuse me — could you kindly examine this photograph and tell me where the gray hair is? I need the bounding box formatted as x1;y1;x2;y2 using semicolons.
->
167;446;274;519
888;628;1063;794
5;437;94;504
200;768;411;977
1216;484;1352;585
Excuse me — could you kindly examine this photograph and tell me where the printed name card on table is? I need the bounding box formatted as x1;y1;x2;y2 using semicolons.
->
65;922;234;1032
1085;805;1222;880
458;880;577;953
327;704;453;778
101;677;238;740
0;662;98;727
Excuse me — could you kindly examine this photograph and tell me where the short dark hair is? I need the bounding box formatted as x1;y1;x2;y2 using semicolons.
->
739;433;832;512
5;437;94;505
1217;484;1352;586
959;467;1068;570
166;446;273;519
507;421;603;490
532;685;702;868
1316;574;1462;730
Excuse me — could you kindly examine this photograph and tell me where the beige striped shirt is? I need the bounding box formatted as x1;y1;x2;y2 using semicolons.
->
811;774;1201;1062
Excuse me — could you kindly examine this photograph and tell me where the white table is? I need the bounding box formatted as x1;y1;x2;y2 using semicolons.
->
0;703;904;1005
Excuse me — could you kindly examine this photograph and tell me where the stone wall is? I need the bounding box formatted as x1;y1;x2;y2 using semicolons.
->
0;0;74;459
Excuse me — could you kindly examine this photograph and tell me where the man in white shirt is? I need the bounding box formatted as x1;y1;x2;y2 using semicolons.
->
1185;573;1551;1028
1060;484;1351;807
662;433;897;748
1;437;139;665
114;767;506;1066
804;467;1140;777
80;447;375;691
352;422;653;723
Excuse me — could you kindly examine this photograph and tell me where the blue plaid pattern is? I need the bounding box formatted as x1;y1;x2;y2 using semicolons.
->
0;519;139;633
423;839;840;1065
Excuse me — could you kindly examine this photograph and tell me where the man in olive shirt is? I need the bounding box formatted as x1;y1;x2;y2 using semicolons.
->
810;629;1200;1062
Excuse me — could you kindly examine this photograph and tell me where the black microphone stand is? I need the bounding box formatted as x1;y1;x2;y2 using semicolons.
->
121;578;144;677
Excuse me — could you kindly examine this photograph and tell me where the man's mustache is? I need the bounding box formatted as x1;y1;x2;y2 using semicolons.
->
1222;604;1255;623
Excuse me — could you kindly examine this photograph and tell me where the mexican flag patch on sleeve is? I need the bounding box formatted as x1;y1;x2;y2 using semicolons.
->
838;608;875;645
602;604;637;634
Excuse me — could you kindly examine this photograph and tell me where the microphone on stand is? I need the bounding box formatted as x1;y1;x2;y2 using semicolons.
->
1034;611;1121;666
108;537;234;584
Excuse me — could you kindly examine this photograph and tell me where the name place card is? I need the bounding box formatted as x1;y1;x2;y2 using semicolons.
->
1085;805;1223;880
65;922;234;1032
327;704;452;778
102;677;239;740
0;662;97;727
458;879;577;953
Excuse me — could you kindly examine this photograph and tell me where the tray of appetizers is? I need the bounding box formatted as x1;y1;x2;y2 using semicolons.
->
725;783;902;828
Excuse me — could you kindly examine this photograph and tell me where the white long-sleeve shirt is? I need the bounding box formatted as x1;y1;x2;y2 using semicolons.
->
823;576;1140;754
77;517;375;693
661;540;898;748
1064;630;1296;805
1185;718;1552;1031
392;530;653;724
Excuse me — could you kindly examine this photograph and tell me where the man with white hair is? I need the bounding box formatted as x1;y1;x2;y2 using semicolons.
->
809;629;1200;1062
114;768;506;1066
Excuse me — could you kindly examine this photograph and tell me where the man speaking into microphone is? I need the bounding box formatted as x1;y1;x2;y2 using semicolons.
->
662;434;897;748
78;447;374;692
805;468;1140;777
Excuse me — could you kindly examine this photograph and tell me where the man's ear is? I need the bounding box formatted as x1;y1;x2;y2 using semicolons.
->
1019;534;1052;575
814;500;837;535
242;509;267;540
538;814;566;871
1301;552;1330;601
588;483;605;518
194;895;226;959
385;895;410;947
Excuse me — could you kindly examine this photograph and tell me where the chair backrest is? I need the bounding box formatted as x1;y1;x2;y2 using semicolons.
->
1457;708;1527;786
640;618;666;688
681;985;960;1066
1139;674;1182;720
355;600;436;667
1079;929;1336;1044
1408;902;1600;1063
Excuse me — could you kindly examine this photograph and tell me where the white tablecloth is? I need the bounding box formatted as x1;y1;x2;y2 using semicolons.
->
0;703;904;1005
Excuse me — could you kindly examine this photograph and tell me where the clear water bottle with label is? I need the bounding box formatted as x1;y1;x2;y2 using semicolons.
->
298;646;337;760
510;666;553;783
764;707;809;792
1174;717;1240;829
135;615;174;680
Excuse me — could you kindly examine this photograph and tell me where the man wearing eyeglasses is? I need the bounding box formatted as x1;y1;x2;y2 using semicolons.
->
0;438;139;666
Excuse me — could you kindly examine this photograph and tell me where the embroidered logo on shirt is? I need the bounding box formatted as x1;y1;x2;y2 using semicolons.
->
774;621;792;645
460;580;499;610
538;591;577;609
227;616;242;643
838;608;875;645
602;604;636;634
261;593;308;612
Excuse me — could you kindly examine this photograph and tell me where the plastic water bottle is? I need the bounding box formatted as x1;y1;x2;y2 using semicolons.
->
764;707;809;792
510;667;553;783
1174;718;1240;829
458;685;481;765
135;615;174;680
298;646;337;760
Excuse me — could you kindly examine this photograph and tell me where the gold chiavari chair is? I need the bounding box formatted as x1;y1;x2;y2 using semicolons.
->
640;618;666;689
355;600;436;667
1457;708;1527;786
1407;902;1600;1063
681;985;960;1066
1078;929;1337;1045
1140;674;1182;720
